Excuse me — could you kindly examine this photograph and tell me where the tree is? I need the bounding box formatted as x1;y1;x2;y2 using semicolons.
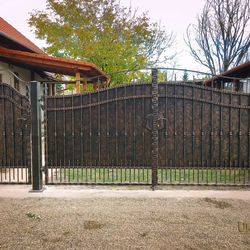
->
28;0;176;84
182;70;189;82
185;0;250;76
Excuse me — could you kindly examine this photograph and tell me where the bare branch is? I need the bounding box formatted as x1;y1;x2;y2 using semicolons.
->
185;0;250;75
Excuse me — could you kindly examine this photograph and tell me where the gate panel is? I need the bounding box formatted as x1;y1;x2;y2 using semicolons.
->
158;82;250;185
0;83;31;184
45;83;153;184
45;74;250;186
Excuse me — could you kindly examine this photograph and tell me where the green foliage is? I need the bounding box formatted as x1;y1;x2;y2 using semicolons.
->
26;212;41;220
182;70;189;82
29;0;176;85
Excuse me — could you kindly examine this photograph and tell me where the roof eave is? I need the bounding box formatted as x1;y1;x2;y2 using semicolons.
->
0;31;46;55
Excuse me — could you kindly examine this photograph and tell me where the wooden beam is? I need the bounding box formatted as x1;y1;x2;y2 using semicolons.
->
76;72;81;94
94;82;98;91
83;76;87;93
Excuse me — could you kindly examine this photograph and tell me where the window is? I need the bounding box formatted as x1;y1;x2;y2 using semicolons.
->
14;72;19;91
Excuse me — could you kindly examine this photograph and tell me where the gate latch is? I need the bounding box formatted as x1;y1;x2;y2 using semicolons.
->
17;114;30;130
145;113;165;131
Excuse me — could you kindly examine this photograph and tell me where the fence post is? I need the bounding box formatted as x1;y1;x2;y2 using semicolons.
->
29;81;44;192
151;68;158;190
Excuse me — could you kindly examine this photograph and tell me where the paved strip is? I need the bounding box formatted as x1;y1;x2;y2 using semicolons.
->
0;185;250;200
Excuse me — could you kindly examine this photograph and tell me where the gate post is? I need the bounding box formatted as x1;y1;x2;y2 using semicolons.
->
29;81;44;192
151;69;158;190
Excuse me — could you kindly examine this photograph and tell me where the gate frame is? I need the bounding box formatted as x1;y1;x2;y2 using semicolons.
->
29;81;44;192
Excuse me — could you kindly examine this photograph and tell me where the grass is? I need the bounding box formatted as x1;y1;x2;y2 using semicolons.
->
158;168;250;185
26;212;41;220
50;167;152;184
47;166;250;185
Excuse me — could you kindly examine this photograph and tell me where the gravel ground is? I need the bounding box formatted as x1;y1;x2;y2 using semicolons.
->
0;195;250;250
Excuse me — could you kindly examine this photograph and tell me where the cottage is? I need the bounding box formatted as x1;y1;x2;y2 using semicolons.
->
204;60;250;92
0;17;109;95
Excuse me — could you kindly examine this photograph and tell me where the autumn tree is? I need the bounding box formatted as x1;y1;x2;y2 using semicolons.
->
185;0;250;76
29;0;176;84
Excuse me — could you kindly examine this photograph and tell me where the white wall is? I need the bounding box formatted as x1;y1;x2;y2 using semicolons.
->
0;61;48;95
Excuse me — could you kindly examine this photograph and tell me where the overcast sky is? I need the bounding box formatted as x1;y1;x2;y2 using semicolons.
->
0;0;207;77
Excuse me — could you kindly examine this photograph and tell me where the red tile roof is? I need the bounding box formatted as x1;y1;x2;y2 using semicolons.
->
0;17;46;55
0;48;110;82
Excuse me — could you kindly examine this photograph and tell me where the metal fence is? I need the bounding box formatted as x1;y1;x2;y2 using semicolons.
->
0;82;31;184
44;69;250;186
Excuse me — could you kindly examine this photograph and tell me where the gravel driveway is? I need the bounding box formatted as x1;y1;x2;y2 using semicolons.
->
0;190;250;250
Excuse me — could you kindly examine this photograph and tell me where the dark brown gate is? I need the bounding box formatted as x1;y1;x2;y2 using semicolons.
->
45;69;250;186
0;82;31;184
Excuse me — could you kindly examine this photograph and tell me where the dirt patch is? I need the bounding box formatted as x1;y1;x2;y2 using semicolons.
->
203;197;232;209
83;220;103;230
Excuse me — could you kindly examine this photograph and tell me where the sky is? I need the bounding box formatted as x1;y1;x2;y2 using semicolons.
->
0;0;207;78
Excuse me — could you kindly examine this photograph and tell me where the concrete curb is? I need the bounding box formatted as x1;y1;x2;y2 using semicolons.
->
0;185;250;200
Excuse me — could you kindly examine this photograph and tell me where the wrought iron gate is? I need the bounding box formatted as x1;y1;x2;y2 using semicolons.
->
44;69;250;186
0;82;31;184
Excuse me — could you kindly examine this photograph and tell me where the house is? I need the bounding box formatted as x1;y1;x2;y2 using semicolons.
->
204;60;250;92
0;17;109;95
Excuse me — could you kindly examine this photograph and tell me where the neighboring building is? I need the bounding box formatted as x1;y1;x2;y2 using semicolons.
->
204;60;250;93
0;17;109;95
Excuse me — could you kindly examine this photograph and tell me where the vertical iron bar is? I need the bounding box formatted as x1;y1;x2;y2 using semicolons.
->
211;81;214;168
170;160;172;183
9;159;11;183
103;160;105;183
54;95;57;168
142;85;144;168
220;84;223;168
77;160;79;183
174;84;177;169
183;85;186;169
124;85;127;167
26;82;31;184
19;94;23;182
89;81;92;176
115;87;118;166
63;92;66;167
85;159;88;183
60;159;62;183
81;91;84;167
98;79;101;169
112;159;114;183
120;160;123;183
2;84;6;167
72;94;75;176
11;89;15;172
201;83;204;170
197;160;200;184
133;84;136;168
192;82;195;168
165;82;168;167
239;92;242;168
248;91;250;171
44;84;48;184
68;160;70;182
107;85;110;167
151;68;158;188
230;91;232;169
